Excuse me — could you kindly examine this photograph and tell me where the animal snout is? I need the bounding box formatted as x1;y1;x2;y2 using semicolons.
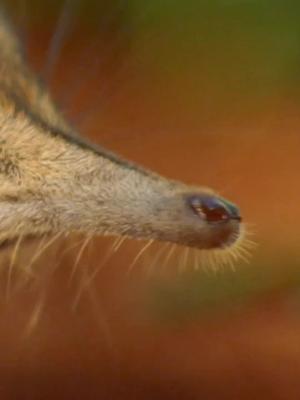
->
186;194;242;223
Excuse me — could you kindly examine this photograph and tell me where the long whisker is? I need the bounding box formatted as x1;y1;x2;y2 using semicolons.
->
18;234;62;290
27;233;62;272
44;0;79;81
241;238;258;250
127;239;154;273
72;236;126;309
6;234;24;301
179;246;190;273
56;237;86;265
160;243;177;272
23;293;45;338
193;250;199;271
111;235;127;252
60;1;128;107
84;236;124;284
75;272;119;363
144;242;170;276
69;234;93;282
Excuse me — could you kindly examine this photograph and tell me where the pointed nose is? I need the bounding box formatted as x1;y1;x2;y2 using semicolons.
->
187;195;241;223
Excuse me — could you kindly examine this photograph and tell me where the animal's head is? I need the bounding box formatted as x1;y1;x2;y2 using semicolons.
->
0;12;246;262
0;96;243;253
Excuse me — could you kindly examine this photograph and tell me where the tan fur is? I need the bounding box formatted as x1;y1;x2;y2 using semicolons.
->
0;11;242;251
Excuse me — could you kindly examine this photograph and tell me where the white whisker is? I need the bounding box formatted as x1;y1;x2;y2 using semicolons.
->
27;232;62;274
6;235;24;301
127;239;154;273
161;243;177;272
69;234;92;282
145;242;170;276
179;247;189;273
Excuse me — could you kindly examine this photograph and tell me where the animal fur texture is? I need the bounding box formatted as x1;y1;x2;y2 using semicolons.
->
0;10;243;254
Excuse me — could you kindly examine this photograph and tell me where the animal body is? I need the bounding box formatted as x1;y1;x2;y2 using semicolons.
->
0;8;244;262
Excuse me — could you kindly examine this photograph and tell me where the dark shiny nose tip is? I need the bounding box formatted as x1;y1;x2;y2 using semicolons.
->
187;195;242;223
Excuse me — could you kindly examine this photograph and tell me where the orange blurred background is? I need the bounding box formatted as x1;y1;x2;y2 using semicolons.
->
1;1;300;399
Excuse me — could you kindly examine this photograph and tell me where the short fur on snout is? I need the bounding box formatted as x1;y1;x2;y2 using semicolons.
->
0;12;242;252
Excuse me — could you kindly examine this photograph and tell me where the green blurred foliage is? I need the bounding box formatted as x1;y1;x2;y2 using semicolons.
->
6;0;300;99
129;0;300;101
146;258;300;323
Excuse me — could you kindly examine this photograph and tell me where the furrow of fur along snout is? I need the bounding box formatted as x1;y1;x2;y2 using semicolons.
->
0;11;243;250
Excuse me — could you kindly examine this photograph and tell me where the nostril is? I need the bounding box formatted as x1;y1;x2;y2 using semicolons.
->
187;195;241;223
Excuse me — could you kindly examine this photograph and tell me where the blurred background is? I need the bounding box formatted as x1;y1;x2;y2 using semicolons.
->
0;0;300;398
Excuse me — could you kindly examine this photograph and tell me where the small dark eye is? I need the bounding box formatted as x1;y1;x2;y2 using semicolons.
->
187;195;241;223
